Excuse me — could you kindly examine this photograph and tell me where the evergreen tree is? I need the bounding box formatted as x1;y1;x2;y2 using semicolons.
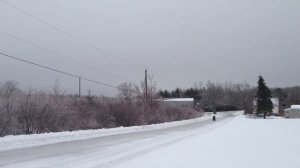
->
256;76;273;119
163;90;171;98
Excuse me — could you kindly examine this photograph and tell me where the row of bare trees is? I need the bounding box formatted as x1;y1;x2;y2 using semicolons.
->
2;78;299;137
0;80;201;137
0;81;77;136
117;79;201;126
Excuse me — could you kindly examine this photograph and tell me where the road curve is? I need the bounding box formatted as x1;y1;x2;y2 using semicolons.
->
0;112;237;168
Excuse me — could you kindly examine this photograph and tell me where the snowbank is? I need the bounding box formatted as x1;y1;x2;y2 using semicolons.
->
163;98;194;102
291;105;300;109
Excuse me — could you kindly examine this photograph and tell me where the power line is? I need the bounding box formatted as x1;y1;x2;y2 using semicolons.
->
0;52;119;89
1;0;167;85
0;0;146;70
0;0;168;84
81;77;118;89
0;30;131;82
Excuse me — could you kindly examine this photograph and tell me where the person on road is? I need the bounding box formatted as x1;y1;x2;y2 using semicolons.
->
212;115;216;121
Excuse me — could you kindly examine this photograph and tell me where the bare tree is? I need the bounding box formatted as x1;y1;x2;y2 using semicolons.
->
52;79;65;99
234;82;254;114
117;82;137;102
200;81;224;112
0;81;19;136
137;75;159;104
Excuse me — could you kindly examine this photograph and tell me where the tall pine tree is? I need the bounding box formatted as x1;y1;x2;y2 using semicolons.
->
256;76;273;119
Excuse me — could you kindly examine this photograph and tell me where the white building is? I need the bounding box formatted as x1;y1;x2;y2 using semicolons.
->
162;98;194;108
284;105;300;118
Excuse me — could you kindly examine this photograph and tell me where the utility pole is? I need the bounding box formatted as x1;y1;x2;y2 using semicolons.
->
145;68;148;102
79;77;81;98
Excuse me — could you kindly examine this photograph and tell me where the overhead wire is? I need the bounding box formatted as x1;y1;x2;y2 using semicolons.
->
0;30;131;82
0;0;146;70
1;0;168;86
0;52;119;89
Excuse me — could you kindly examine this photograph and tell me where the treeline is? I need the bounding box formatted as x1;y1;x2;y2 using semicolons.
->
2;79;299;137
159;81;300;113
159;82;255;113
0;80;201;137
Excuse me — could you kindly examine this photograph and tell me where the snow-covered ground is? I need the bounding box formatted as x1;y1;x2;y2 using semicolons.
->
0;112;236;168
1;111;299;168
115;115;300;168
0;112;227;152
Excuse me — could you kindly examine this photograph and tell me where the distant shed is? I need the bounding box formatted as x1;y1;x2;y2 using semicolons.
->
284;105;300;118
162;98;194;108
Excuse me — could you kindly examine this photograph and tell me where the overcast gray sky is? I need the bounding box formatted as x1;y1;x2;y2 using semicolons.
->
0;0;299;96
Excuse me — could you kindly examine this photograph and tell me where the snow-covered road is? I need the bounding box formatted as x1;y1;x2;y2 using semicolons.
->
0;112;237;168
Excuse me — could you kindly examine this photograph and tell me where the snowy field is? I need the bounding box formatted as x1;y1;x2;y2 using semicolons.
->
1;112;299;168
115;115;300;168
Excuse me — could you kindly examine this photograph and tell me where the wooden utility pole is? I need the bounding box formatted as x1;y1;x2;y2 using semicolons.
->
79;77;81;98
145;68;148;101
